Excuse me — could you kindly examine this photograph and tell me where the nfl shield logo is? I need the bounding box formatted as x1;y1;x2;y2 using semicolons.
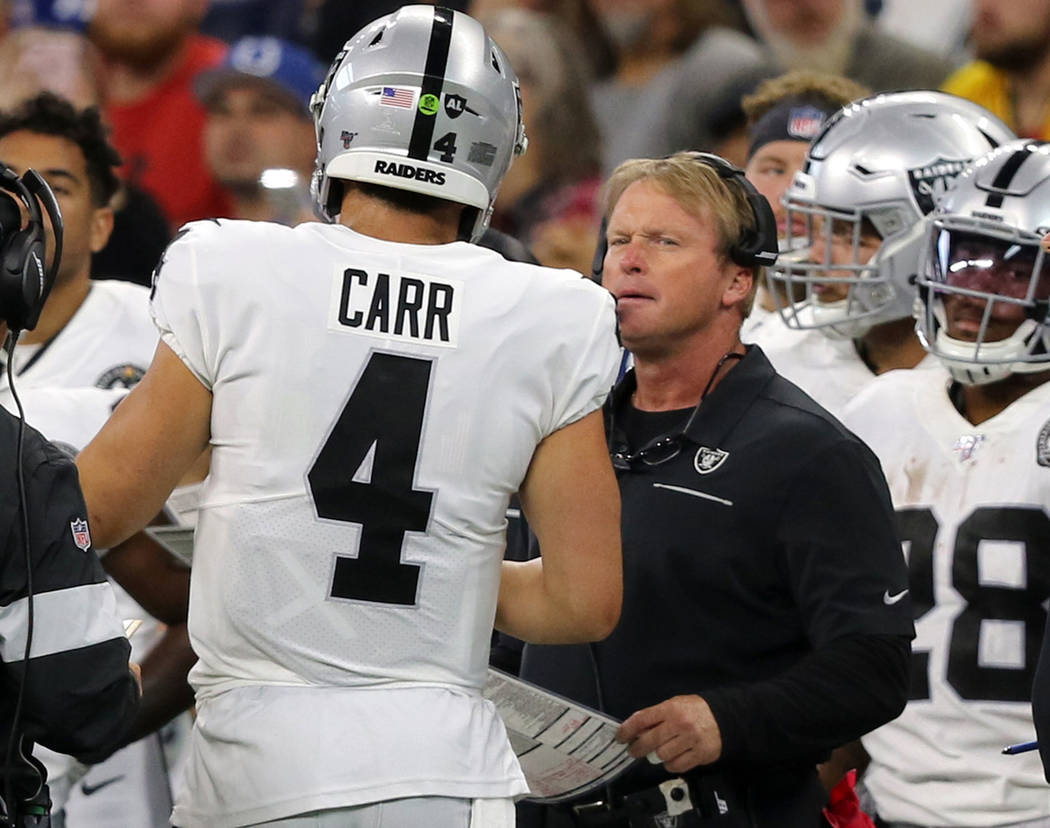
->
694;446;728;475
787;105;825;140
70;519;91;551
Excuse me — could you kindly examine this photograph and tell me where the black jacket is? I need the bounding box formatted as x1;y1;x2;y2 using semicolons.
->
0;409;138;796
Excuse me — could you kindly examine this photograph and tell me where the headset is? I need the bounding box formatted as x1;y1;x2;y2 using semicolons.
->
591;151;779;282
0;166;63;335
0;166;63;828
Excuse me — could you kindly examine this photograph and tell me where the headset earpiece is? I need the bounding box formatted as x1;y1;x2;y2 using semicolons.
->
0;166;62;333
683;152;778;269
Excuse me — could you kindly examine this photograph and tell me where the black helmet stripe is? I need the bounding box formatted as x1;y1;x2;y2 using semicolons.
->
985;145;1038;207
407;7;454;161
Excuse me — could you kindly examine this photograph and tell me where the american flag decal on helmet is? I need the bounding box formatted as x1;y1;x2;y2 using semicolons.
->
70;518;91;551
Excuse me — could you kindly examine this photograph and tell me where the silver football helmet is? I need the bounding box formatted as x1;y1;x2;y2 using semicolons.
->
770;91;1015;340
310;5;528;241
916;139;1050;385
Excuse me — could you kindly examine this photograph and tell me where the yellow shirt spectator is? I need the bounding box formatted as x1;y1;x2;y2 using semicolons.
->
943;60;1050;139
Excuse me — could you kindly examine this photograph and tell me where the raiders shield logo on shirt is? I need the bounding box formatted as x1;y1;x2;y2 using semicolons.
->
694;447;728;475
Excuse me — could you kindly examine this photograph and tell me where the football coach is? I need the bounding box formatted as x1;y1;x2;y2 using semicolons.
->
518;151;914;827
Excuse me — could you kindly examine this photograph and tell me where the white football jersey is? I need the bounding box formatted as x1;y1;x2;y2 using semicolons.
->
151;220;621;826
8;386;128;455
755;324;942;417
0;280;156;399
841;370;1050;826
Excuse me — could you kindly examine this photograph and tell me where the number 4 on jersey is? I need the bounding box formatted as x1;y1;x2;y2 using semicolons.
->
307;352;434;606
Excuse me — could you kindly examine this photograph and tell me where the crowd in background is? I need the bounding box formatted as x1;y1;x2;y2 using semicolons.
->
0;0;1008;283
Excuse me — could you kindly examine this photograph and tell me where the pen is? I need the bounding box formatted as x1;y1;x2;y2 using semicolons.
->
1002;741;1039;755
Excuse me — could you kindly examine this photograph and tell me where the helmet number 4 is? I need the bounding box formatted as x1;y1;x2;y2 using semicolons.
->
434;132;458;163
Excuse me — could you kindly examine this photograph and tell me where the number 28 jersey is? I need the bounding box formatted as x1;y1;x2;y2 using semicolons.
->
151;220;620;696
840;369;1050;826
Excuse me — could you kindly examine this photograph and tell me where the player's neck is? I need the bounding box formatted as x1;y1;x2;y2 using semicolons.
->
339;189;462;245
958;370;1050;426
21;272;91;345
631;329;745;411
855;318;926;375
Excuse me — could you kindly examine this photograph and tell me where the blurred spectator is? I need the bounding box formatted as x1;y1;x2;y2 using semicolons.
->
741;0;954;91
8;0;94;31
740;70;870;333
0;26;172;286
470;0;618;81
696;66;775;166
481;9;604;275
311;0;469;65
942;0;1050;139
873;0;972;60
199;0;306;45
591;0;773;171
89;0;232;228
196;36;322;224
0;25;102;107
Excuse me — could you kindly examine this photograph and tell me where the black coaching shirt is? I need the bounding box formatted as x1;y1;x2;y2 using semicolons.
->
521;345;913;777
0;410;138;783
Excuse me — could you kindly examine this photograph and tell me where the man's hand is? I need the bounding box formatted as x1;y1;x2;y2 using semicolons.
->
617;695;723;773
129;662;143;695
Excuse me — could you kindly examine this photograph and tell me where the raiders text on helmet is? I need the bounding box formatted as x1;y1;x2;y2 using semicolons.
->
310;5;528;242
768;91;1015;340
916;139;1050;385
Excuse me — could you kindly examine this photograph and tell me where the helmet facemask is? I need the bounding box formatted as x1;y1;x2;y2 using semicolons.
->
770;191;919;340
916;218;1050;385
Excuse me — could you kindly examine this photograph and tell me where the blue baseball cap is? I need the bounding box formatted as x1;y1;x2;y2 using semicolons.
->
8;0;93;32
195;36;325;118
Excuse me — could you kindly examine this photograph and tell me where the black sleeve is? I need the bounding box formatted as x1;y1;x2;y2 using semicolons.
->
0;432;139;762
701;437;914;766
1032;611;1050;782
779;438;916;646
703;633;911;766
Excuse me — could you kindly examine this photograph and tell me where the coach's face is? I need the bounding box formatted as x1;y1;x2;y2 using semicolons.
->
0;130;113;286
603;179;750;359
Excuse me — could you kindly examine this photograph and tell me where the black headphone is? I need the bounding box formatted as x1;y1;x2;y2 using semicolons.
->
0;166;63;334
591;151;779;282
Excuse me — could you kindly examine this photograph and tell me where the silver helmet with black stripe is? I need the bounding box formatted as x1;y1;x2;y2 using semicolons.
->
916;139;1050;384
310;5;528;241
768;91;1015;340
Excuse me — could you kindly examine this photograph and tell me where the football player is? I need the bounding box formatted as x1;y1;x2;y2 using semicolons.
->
738;69;870;339
75;7;623;827
841;139;1050;827
753;90;1015;415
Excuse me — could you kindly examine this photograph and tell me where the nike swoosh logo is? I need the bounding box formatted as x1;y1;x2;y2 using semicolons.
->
883;589;909;605
80;775;125;796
